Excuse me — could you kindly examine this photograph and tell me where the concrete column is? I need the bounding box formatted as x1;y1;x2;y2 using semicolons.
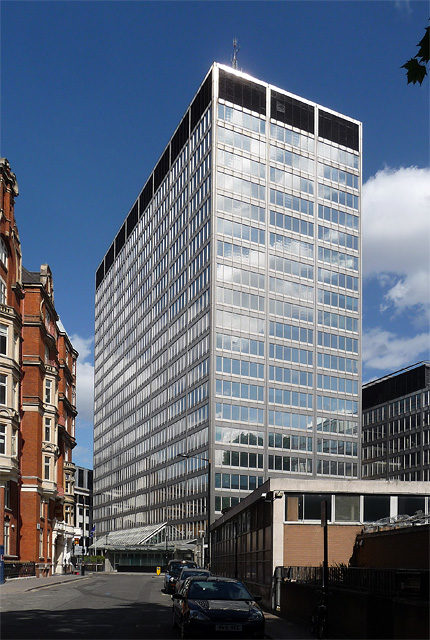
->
272;492;285;572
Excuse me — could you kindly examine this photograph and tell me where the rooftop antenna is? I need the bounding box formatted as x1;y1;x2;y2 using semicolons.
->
232;38;239;70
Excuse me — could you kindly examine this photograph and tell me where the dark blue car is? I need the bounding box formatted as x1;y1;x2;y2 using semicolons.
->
172;575;265;639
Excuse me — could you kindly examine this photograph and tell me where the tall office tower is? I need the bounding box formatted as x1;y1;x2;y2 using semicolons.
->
94;64;362;541
362;362;430;481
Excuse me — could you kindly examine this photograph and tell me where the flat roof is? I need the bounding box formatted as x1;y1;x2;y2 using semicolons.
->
211;477;429;530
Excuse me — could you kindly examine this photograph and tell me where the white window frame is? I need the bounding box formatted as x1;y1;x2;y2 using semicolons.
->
44;418;51;442
44;455;50;480
0;375;6;405
0;423;6;454
4;520;10;555
11;428;17;457
0;278;6;305
4;480;10;508
45;379;52;404
0;238;7;267
0;324;7;355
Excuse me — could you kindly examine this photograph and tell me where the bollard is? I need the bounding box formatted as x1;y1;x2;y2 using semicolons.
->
80;563;85;576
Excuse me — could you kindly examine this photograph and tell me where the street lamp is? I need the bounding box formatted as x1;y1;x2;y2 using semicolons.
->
178;452;211;567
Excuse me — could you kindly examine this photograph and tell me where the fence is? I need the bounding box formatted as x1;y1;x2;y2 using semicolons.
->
4;562;36;579
277;565;429;599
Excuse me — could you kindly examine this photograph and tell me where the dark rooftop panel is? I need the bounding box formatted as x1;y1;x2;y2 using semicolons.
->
126;201;138;238
363;363;429;409
95;262;105;289
139;177;153;216
191;71;212;131
271;90;314;134
153;146;170;194
219;69;266;116
319;110;359;152
171;112;190;164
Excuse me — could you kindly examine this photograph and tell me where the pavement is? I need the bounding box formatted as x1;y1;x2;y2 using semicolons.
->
1;572;313;639
0;572;89;594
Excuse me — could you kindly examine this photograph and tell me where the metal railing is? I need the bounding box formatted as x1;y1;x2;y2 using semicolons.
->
4;562;36;579
280;566;429;599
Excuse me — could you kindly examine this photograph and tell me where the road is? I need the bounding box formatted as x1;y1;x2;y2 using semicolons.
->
1;573;312;639
1;573;177;639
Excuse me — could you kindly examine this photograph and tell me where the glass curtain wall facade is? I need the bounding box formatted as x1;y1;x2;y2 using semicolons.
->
94;64;362;539
362;362;430;481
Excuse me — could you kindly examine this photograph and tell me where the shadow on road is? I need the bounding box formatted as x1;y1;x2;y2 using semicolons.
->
1;600;178;639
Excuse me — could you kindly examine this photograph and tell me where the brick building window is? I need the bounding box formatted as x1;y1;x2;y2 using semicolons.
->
4;520;10;555
0;424;6;454
0;278;6;305
11;428;17;457
44;418;51;442
4;480;10;508
0;238;7;267
45;379;52;404
0;374;6;404
0;324;7;355
44;456;50;480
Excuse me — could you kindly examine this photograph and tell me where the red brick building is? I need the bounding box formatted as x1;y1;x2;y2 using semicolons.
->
21;266;78;574
0;157;78;575
0;158;23;561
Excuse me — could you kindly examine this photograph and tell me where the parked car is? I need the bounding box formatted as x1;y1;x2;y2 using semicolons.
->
175;568;211;593
164;560;197;594
172;575;265;638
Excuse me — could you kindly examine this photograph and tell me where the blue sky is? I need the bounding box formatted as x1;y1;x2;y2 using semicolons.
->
1;1;429;468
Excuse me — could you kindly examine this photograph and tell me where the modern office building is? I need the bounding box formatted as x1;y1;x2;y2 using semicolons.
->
362;362;430;481
94;63;362;543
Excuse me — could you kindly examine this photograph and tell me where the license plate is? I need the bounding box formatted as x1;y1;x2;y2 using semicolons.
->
215;624;242;632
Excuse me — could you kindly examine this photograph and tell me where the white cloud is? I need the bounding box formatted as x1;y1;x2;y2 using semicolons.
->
394;0;411;14
73;444;93;469
69;334;94;425
363;327;429;371
363;166;430;317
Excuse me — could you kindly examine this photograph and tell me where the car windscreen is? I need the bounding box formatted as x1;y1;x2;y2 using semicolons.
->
170;563;196;577
180;570;209;579
188;580;252;601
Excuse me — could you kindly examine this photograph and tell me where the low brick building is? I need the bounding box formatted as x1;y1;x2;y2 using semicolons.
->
210;477;429;604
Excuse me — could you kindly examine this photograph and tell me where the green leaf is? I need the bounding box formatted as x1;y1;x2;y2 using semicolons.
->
401;58;428;85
